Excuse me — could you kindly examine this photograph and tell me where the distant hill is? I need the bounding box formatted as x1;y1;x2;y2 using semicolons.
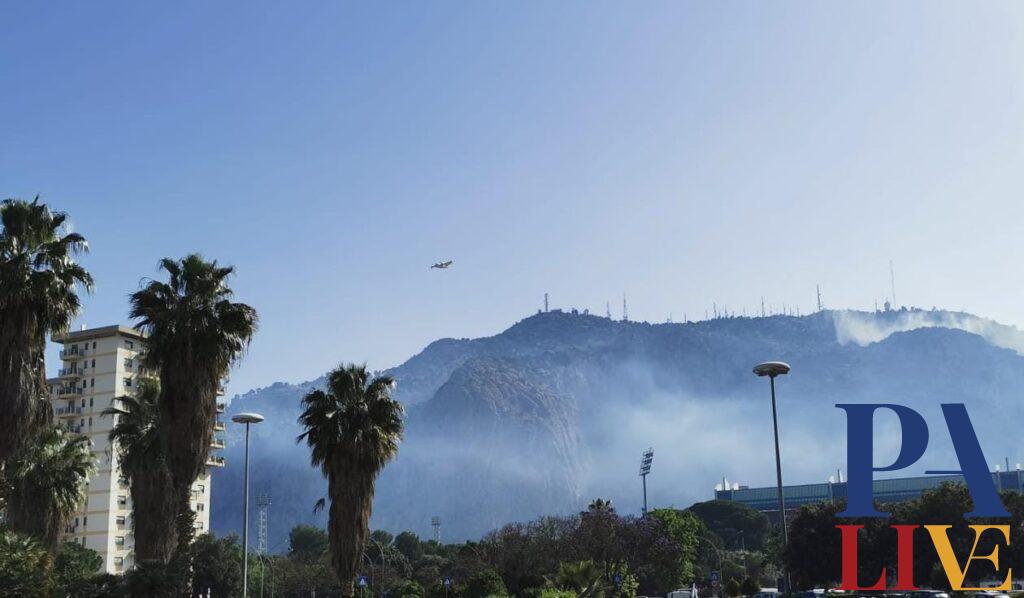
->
211;308;1024;550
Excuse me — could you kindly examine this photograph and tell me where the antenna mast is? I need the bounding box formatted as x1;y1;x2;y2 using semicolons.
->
544;293;549;313
622;294;629;322
816;285;823;312
606;301;611;319
889;260;897;306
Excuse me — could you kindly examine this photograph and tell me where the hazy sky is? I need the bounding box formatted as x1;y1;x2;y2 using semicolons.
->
4;2;1024;396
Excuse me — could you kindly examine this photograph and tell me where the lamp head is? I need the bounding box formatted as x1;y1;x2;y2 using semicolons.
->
753;361;791;378
232;412;265;425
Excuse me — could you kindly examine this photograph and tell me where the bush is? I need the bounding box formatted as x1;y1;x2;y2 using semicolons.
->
462;568;508;598
397;580;426;597
724;578;741;597
740;577;760;596
539;590;577;598
0;532;53;597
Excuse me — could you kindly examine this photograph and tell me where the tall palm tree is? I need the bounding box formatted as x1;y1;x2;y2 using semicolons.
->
2;425;94;553
129;254;256;560
297;364;404;597
0;197;92;464
103;378;178;562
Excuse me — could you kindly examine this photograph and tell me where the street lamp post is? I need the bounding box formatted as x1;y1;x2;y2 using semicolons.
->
753;361;790;593
233;412;266;598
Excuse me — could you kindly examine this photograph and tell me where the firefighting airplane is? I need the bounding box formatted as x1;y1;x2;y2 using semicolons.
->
430;260;453;269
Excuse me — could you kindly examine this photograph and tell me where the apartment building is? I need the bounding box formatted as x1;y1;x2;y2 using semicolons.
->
47;325;226;574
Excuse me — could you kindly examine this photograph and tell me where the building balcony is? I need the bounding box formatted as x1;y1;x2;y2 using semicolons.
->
213;420;226;432
57;367;81;380
59;347;82;359
56;387;83;397
216;402;226;414
65;424;83;434
205;456;226;468
55;406;84;417
210;438;226;450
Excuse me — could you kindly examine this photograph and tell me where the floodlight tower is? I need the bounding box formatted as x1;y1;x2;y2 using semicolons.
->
639;448;654;515
431;516;441;543
256;494;271;555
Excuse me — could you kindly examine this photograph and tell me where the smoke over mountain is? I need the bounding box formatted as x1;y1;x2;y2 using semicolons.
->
212;309;1024;550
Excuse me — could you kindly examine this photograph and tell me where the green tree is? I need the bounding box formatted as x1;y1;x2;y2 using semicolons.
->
129;254;257;561
685;500;769;551
53;540;103;592
298;364;404;597
3;425;94;552
0;531;54;597
289;524;329;561
190;533;244;597
724;578;741;597
102;378;178;563
0;198;92;466
462;568;508;598
395;531;425;562
740;577;760;596
648;509;703;584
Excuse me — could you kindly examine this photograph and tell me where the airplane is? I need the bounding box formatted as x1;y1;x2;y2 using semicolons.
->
430;260;453;269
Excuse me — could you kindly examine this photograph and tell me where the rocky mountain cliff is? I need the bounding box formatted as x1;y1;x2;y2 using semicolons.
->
211;308;1024;550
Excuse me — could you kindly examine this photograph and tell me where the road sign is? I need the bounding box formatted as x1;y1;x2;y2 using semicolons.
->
443;577;453;588
613;574;622;587
710;571;720;586
358;576;368;588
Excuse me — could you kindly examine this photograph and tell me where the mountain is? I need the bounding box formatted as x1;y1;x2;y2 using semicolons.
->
211;308;1024;551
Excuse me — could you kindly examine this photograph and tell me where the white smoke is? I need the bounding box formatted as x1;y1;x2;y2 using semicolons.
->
831;309;1024;354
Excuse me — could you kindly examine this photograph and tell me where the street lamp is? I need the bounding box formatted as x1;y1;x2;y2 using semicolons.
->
233;412;265;598
753;361;790;592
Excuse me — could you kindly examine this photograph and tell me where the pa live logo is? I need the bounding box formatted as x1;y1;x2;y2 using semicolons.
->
836;404;1011;592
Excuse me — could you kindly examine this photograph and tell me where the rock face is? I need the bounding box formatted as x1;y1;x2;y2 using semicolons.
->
212;308;1024;550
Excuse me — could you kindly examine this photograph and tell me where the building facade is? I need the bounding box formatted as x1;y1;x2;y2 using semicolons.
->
47;325;226;574
715;470;1024;521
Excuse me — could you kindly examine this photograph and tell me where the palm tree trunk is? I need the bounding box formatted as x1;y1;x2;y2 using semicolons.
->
329;464;375;598
131;464;180;563
0;318;50;464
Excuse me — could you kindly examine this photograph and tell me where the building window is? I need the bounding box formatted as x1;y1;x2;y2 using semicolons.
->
114;557;123;567
124;358;133;369
115;536;125;546
124;378;132;388
83;516;87;528
89;397;93;407
90;378;95;388
91;359;95;368
125;340;134;349
92;342;96;350
117;495;127;506
197;503;205;512
116;516;126;525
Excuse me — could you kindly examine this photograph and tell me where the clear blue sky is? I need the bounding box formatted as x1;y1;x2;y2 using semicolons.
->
4;2;1024;396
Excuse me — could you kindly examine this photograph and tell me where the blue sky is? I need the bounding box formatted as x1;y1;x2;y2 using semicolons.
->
4;2;1024;396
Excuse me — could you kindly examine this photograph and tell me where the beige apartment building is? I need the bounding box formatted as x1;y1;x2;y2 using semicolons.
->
47;325;226;574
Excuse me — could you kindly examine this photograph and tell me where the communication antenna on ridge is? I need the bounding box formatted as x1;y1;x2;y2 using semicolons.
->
761;296;766;318
816;285;823;312
889;260;897;305
622;294;629;322
606;301;611;319
544;293;549;313
256;494;271;555
431;516;441;543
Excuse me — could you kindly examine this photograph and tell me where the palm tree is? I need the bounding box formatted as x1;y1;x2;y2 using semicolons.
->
102;378;178;562
2;425;94;553
129;254;256;560
0;197;92;464
550;560;607;598
297;364;404;597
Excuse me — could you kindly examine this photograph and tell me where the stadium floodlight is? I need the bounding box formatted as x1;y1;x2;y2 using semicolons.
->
639;448;654;515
